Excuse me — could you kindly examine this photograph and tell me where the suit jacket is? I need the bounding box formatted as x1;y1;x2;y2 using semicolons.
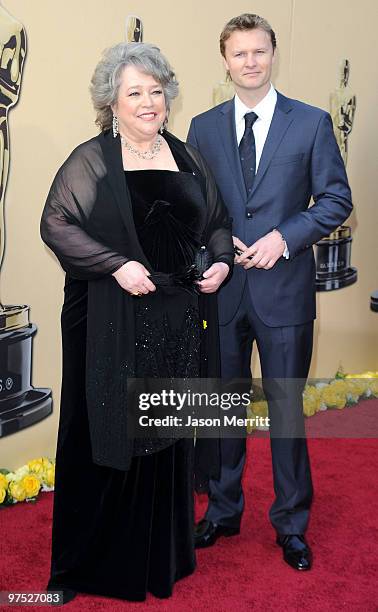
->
188;91;353;327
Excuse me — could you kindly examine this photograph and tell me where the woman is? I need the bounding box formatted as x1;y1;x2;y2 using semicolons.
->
41;42;233;603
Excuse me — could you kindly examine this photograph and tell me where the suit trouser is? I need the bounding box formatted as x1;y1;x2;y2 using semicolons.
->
205;281;314;534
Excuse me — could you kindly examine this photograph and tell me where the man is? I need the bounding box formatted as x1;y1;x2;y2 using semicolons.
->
187;13;352;570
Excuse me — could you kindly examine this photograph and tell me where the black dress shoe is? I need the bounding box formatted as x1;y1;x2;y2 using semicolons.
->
276;534;312;571
194;519;240;548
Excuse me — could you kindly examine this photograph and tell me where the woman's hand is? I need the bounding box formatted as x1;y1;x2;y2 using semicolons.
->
112;261;156;295
197;262;229;294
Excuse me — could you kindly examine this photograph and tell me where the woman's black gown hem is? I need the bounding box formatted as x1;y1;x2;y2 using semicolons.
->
47;558;195;602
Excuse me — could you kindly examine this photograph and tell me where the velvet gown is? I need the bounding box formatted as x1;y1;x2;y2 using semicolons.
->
46;147;229;601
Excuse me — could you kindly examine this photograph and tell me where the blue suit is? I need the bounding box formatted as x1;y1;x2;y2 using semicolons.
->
188;92;352;534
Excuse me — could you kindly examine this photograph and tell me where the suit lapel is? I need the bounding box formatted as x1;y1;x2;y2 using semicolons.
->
249;92;294;199
217;98;247;201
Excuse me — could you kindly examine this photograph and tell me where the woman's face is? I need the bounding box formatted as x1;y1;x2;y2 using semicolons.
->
112;64;166;142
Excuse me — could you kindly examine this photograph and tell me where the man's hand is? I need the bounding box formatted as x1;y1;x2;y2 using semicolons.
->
197;262;229;293
233;235;248;251
232;236;248;264
236;230;286;270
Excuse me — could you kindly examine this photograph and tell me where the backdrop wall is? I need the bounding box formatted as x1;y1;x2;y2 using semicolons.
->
1;0;377;469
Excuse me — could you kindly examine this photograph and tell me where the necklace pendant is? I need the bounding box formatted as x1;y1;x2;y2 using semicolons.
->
121;134;163;160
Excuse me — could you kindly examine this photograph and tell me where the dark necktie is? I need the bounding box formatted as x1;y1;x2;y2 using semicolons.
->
239;111;258;195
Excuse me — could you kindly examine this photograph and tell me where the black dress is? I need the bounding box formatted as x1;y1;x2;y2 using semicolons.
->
47;164;213;601
41;130;233;473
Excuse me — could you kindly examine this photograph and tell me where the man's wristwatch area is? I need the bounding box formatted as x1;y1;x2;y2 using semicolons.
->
272;228;289;259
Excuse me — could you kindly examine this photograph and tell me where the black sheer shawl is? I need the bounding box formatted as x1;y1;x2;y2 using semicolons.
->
41;129;233;483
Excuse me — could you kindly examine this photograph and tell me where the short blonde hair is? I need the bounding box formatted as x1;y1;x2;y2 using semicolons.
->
220;13;277;57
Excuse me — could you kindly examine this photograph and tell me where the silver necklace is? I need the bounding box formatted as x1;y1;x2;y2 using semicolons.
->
120;134;163;160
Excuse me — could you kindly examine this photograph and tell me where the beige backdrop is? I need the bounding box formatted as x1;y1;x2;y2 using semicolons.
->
1;0;377;469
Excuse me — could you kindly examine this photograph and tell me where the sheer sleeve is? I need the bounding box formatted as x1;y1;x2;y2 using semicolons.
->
40;141;128;280
185;143;234;269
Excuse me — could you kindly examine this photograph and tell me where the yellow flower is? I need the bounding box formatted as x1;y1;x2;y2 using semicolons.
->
368;380;378;397
0;473;8;490
0;487;6;504
28;457;52;474
321;385;346;409
250;400;269;418
9;480;27;502
303;395;317;417
202;320;207;330
43;465;55;488
303;386;323;414
246;404;256;433
345;380;369;398
13;465;29;481
21;474;41;498
329;380;349;394
27;458;44;474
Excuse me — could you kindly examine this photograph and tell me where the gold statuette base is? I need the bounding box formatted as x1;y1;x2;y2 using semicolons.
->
0;304;29;332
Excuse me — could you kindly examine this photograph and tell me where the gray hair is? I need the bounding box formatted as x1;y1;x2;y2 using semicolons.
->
90;42;179;131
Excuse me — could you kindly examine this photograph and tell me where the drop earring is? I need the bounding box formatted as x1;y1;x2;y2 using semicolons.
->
112;114;119;138
159;116;168;134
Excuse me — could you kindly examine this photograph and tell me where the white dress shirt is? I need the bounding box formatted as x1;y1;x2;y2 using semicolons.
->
234;84;289;258
235;83;277;170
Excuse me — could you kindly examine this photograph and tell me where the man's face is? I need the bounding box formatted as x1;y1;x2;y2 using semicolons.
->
223;28;275;95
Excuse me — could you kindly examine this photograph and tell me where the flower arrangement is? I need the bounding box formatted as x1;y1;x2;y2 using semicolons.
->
248;369;378;424
0;457;55;507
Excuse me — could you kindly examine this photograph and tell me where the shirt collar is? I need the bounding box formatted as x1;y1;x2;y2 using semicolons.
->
234;83;277;125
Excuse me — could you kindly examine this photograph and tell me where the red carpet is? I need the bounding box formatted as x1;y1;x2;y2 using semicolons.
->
305;399;378;437
1;437;377;611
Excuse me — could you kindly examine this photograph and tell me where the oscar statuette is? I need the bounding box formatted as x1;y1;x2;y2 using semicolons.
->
125;14;143;42
315;59;357;291
315;225;357;291
0;5;52;437
212;72;234;107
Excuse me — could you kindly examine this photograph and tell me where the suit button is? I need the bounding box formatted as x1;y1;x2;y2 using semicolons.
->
246;211;253;219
